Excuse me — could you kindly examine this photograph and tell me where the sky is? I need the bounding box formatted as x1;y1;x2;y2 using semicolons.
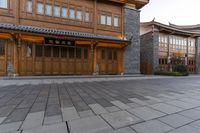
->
140;0;200;25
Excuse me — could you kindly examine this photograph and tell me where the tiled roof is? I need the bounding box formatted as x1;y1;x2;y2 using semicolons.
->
0;23;127;42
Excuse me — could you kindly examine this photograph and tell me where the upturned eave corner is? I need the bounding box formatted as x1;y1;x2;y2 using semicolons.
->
108;0;150;9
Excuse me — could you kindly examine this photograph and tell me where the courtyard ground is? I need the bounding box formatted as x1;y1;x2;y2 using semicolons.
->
1;75;200;133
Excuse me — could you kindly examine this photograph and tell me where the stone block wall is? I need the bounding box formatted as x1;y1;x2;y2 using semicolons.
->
123;7;140;74
196;37;200;74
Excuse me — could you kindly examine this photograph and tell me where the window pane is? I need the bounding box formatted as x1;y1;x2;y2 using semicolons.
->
35;45;43;57
0;40;5;56
69;47;74;58
54;5;60;17
69;8;75;19
0;0;7;8
45;46;51;57
101;15;106;25
53;47;59;57
76;10;82;20
26;43;32;57
114;16;119;27
61;7;67;18
85;12;89;22
107;16;112;26
61;47;68;58
45;4;52;16
27;0;32;12
37;2;44;14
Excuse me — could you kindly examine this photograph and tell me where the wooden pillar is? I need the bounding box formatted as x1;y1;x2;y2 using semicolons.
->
92;43;97;75
13;39;19;76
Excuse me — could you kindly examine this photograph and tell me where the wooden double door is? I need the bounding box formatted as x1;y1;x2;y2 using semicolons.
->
19;43;92;75
97;48;120;75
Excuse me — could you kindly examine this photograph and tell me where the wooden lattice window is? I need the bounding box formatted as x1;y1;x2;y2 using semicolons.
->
45;46;51;57
53;46;59;57
69;47;74;58
84;48;88;59
61;47;68;58
0;40;5;57
35;45;43;57
76;48;81;59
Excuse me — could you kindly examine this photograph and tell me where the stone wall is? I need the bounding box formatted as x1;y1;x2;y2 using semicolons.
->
196;37;200;74
152;30;159;72
140;31;154;74
123;7;140;74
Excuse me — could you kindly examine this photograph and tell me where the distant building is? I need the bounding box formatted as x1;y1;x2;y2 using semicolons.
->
140;20;200;74
0;0;149;76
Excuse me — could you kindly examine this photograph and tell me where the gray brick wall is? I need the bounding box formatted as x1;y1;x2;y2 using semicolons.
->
123;7;140;74
153;30;159;72
140;32;154;74
196;37;200;74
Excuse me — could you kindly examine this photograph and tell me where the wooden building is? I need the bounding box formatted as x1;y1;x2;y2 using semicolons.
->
0;0;149;76
140;20;200;74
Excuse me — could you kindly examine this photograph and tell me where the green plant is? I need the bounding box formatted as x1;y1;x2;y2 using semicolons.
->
173;64;187;73
154;71;189;76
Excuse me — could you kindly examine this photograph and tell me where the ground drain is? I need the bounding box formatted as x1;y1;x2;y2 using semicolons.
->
66;121;70;133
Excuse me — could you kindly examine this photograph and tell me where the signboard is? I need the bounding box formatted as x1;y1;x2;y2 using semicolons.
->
45;38;75;47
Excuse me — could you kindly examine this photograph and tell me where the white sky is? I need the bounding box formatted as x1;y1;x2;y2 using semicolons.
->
140;0;200;25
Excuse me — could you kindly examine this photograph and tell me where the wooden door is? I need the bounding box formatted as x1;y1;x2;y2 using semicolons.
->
68;47;75;74
19;42;34;76
44;46;52;75
82;47;91;74
75;47;82;74
0;40;7;76
52;46;60;75
34;45;43;75
97;48;107;74
60;47;68;75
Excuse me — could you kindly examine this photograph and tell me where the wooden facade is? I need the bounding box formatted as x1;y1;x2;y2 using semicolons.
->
0;0;148;76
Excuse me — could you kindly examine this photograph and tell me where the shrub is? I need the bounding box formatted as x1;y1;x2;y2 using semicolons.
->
154;71;189;76
173;64;187;73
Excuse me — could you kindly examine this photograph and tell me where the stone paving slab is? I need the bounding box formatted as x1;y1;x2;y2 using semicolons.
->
43;115;62;125
168;125;200;133
149;103;184;114
179;109;200;120
127;106;166;121
158;114;194;128
78;110;95;118
21;111;44;130
105;106;121;113
131;120;173;133
61;107;80;121
68;116;113;133
0;117;6;124
111;127;136;133
129;98;148;106
22;122;68;133
166;100;198;109
101;111;142;129
0;121;22;133
111;101;130;110
89;104;108;115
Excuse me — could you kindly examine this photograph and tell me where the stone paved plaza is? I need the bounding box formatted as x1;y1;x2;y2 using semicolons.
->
1;76;200;133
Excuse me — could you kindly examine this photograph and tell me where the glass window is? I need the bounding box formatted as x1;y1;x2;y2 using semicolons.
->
37;2;44;14
107;16;112;26
76;9;82;20
69;47;74;58
0;40;5;56
0;0;7;8
35;45;43;57
54;5;60;17
53;47;59;57
61;7;68;18
26;43;32;57
114;16;119;27
27;0;32;12
61;47;68;58
45;4;52;16
45;46;51;57
101;15;106;25
85;12;89;22
69;8;75;19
